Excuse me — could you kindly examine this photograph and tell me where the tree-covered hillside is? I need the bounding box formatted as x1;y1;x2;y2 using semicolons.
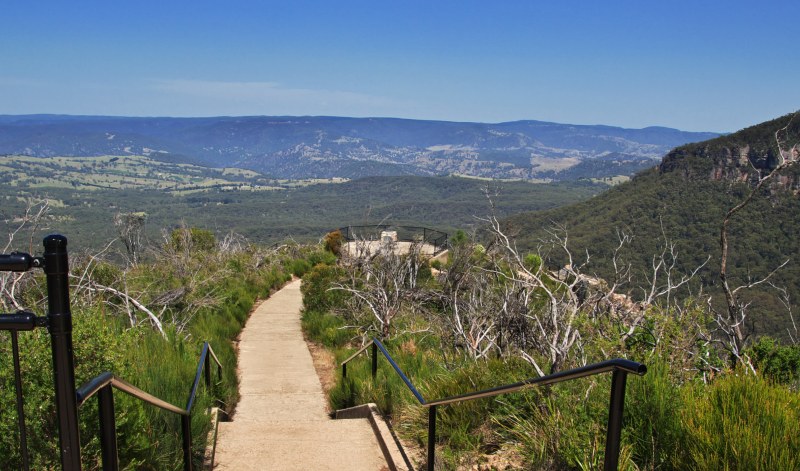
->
502;112;800;339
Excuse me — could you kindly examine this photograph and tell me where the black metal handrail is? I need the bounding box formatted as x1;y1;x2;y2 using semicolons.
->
2;236;226;471
1;236;82;470
77;372;186;414
341;338;647;471
76;341;223;471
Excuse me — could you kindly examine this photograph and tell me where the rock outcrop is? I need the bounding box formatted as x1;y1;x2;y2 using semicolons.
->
658;112;800;193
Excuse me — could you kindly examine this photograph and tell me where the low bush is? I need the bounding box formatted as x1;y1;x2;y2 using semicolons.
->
301;308;351;348
301;263;349;313
748;336;800;387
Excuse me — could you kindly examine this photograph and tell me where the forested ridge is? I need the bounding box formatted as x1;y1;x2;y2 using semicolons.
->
502;112;800;339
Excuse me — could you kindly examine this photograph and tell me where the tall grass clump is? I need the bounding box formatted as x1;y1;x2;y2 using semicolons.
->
680;372;800;470
624;359;686;469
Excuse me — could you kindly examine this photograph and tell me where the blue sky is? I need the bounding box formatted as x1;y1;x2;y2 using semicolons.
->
1;1;797;132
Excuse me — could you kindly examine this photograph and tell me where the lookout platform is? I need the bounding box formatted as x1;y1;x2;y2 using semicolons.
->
336;224;449;260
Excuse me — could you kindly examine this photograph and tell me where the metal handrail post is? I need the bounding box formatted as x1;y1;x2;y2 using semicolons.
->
44;235;82;470
427;405;436;471
182;415;193;471
11;331;31;471
204;352;211;388
98;385;119;471
371;343;378;379
603;369;628;471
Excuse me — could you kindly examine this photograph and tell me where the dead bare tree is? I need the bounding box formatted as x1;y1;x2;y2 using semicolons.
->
70;243;168;338
770;282;798;345
74;275;167;337
440;258;500;361
0;199;50;311
332;237;426;339
114;212;147;266
219;230;249;254
717;112;800;370
475;215;584;375
642;220;711;309
470;200;710;375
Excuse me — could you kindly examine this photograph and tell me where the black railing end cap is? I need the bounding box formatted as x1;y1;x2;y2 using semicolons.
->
610;358;647;376
76;371;115;404
43;234;68;250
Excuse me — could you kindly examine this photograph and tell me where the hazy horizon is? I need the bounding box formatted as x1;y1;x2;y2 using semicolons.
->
2;1;798;133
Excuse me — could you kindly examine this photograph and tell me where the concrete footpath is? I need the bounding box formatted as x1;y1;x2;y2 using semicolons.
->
214;279;388;470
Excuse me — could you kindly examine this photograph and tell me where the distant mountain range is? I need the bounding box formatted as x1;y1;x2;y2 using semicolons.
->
0;115;719;180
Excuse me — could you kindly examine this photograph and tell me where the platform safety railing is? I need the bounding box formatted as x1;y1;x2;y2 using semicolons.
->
337;225;449;255
341;337;647;471
0;235;223;471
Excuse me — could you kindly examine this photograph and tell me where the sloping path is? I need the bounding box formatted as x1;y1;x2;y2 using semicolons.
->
214;279;387;470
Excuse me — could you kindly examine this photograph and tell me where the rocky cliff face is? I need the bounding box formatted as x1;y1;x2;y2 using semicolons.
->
658;112;800;193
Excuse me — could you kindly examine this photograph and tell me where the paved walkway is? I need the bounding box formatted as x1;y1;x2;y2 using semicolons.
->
214;279;387;470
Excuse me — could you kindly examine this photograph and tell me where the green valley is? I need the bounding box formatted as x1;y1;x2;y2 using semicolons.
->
0;156;607;253
0;154;345;192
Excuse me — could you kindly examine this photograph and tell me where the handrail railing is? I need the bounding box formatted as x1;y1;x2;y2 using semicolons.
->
2;236;226;471
341;338;647;471
76;341;223;471
77;371;186;414
337;225;449;255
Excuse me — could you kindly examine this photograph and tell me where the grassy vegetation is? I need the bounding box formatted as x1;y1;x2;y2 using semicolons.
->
0;225;335;469
300;232;800;470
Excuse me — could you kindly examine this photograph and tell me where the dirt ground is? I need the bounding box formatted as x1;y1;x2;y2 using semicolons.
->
304;338;338;412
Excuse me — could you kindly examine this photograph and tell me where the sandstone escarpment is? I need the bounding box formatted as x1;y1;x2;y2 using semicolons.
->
658;112;800;193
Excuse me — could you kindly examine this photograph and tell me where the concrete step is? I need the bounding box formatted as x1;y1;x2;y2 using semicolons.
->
216;419;387;470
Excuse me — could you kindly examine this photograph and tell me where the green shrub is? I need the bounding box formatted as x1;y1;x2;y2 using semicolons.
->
450;230;468;247
306;249;337;267
625;360;686;469
749;336;800;386
0;310;148;469
301;309;352;348
169;226;217;253
323;230;344;257
287;258;312;277
523;253;543;272
301;264;349;312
